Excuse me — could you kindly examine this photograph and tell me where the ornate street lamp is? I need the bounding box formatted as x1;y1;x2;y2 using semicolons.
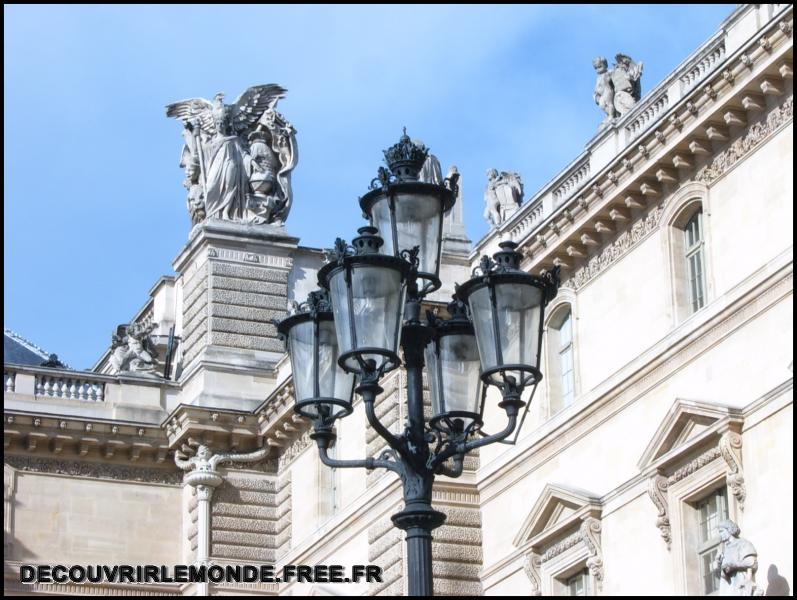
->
276;133;560;596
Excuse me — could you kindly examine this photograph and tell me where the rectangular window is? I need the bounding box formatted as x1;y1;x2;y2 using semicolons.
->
566;568;590;596
695;487;728;596
684;211;707;313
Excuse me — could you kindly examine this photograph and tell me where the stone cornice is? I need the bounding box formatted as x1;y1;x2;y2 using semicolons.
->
4;412;170;464
164;404;263;453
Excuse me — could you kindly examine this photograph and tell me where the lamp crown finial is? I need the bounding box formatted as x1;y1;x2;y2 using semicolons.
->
383;130;428;181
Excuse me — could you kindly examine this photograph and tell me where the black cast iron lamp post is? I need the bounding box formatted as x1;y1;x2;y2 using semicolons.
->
276;134;560;596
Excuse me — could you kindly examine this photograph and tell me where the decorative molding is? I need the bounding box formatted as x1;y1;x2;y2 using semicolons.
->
580;517;604;587
4;455;181;485
540;530;581;562
522;553;542;596
647;474;672;549
569;205;663;290
718;431;746;510
667;446;722;485
206;248;293;269
695;96;793;183
277;429;312;471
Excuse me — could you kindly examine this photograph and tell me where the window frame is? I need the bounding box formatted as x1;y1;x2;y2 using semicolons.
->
660;182;714;327
544;296;579;419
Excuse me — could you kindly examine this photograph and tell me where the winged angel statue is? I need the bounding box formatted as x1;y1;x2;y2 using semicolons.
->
483;168;524;228
166;84;298;226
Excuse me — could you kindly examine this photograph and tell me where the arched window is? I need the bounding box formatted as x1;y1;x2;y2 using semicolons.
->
547;305;576;416
662;183;713;325
683;209;707;314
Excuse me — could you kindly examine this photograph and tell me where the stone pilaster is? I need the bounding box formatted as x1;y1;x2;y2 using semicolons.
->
173;219;299;411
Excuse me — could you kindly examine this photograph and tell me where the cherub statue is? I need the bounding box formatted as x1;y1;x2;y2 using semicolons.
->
166;85;298;227
593;56;616;126
592;53;644;125
712;519;762;596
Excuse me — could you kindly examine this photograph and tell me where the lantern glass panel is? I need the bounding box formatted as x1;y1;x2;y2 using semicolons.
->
328;263;405;371
317;320;356;403
426;332;481;424
468;282;543;385
371;192;443;277
288;320;315;404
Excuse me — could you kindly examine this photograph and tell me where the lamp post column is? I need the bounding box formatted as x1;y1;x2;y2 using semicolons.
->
391;312;445;596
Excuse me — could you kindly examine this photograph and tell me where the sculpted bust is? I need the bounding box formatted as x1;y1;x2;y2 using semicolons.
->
712;519;762;596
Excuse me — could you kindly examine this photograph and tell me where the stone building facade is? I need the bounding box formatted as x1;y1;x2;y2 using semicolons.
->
4;4;793;596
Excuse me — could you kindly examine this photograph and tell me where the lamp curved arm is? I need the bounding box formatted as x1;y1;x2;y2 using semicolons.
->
361;385;404;455
317;446;402;474
463;414;517;452
429;413;517;471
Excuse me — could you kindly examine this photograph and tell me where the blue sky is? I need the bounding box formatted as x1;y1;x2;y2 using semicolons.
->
5;4;735;369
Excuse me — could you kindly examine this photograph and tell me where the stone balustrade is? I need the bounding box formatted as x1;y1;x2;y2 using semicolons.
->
34;372;105;401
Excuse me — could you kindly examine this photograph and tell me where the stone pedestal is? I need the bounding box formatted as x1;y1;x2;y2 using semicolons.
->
172;219;299;411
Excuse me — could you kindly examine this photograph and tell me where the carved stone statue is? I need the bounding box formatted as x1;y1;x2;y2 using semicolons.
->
108;323;159;376
418;148;443;185
174;441;270;473
593;56;616;126
483;168;523;228
610;53;643;116
712;519;762;596
166;85;298;227
592;53;643;125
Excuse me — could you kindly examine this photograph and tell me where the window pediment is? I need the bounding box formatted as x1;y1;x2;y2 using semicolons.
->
638;398;743;472
513;483;602;549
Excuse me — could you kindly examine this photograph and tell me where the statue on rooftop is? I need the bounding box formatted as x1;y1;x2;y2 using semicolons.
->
610;53;644;116
166;85;298;227
108;323;159;376
592;53;644;125
593;56;616;127
483;168;523;228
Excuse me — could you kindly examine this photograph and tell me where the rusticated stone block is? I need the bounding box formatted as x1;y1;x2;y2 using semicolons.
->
209;332;284;352
432;541;483;563
211;544;275;562
210;317;279;338
212;288;288;309
212;502;277;519
210;262;289;283
212;516;276;534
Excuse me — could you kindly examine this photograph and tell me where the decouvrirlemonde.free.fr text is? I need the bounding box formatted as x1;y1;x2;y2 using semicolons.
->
19;564;383;584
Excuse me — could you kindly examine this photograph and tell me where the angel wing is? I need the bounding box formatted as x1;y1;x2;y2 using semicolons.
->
500;171;524;205
165;98;215;135
230;84;287;133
